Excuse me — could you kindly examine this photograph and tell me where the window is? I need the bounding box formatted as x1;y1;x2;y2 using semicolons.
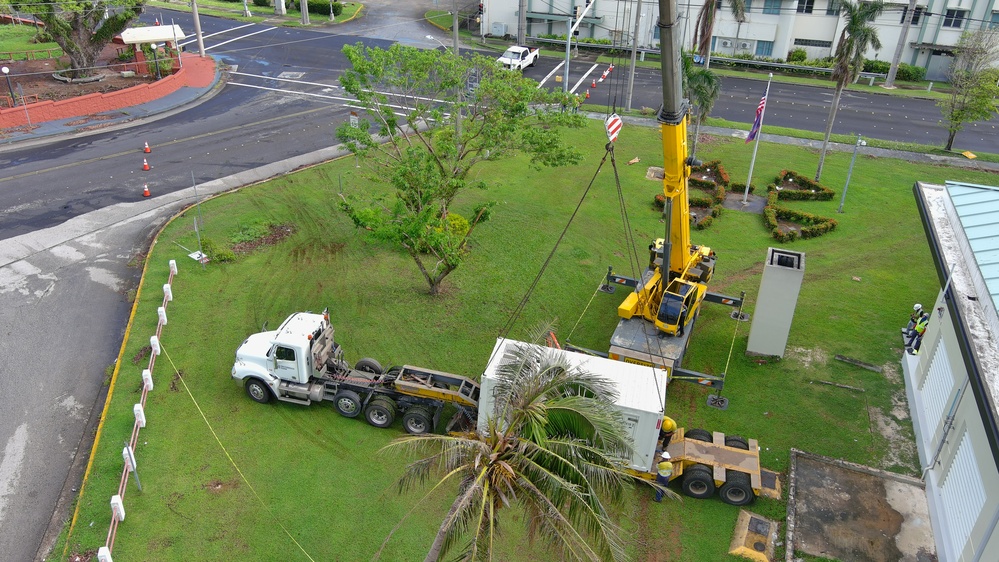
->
756;40;774;57
276;346;296;362
716;0;723;9
793;38;833;47
745;0;753;11
763;0;781;14
990;11;999;29
797;0;814;13
900;6;923;25
943;9;966;28
653;24;660;40
826;0;840;15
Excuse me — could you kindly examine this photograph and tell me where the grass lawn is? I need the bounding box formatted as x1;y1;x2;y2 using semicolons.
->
145;0;362;24
55;120;999;561
0;23;62;59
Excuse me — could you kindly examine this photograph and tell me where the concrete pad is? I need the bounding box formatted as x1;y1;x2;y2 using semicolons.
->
730;510;778;562
785;449;936;562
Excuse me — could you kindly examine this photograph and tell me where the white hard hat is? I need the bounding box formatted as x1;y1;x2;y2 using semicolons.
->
914;303;923;311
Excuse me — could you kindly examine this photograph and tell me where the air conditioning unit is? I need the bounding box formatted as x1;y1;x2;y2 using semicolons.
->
740;41;752;49
721;39;733;48
491;22;508;36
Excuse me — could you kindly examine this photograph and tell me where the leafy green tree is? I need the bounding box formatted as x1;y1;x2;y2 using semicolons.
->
692;0;745;58
7;0;144;78
683;53;721;161
815;0;884;182
336;44;584;295
383;324;672;562
939;29;999;152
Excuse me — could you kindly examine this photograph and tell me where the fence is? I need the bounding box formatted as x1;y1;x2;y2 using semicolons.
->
95;260;178;562
1;48;63;61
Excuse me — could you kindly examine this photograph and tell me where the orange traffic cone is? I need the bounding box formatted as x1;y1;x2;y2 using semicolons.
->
154;18;160;26
585;90;590;100
144;142;151;154
591;79;596;88
142;184;151;197
142;158;150;171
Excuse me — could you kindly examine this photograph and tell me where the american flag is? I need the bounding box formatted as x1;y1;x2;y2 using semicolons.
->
745;92;767;144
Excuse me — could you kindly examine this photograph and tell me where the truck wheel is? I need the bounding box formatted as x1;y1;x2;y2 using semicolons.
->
681;464;716;499
719;471;755;506
365;397;397;428
725;436;749;450
333;390;363;418
685;428;712;442
402;406;434;435
355;358;383;374
244;379;272;404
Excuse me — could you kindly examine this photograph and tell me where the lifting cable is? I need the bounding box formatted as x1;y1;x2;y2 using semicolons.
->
494;145;613;353
715;294;749;401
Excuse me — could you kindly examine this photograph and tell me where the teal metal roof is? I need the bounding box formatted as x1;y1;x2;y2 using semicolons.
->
946;182;999;313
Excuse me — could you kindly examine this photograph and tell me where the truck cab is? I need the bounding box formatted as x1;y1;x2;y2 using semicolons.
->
232;312;333;386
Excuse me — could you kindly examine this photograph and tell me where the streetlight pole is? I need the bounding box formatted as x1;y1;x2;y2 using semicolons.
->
838;134;865;213
2;67;15;107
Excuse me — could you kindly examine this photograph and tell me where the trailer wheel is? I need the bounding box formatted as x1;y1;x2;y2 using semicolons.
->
365;397;397;428
681;464;716;499
685;428;712;442
355;358;383;374
725;436;749;450
244;379;272;404
333;390;363;418
402;406;434;435
719;471;755;506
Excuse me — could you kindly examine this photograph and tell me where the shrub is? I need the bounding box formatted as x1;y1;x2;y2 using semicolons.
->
199;238;237;263
788;48;807;63
863;59;890;74
689;194;714;208
728;182;756;195
695;215;713;230
653;193;665;211
691;159;730;186
253;0;270;6
896;63;925;82
761;189;837;243
768;170;835;201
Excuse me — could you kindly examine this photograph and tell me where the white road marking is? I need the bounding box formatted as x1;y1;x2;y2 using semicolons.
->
204;27;276;52
0;424;29;525
571;63;600;94
179;23;256;47
538;61;566;89
231;71;341;90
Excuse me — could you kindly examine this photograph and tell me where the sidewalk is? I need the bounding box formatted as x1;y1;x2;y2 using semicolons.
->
0;53;223;150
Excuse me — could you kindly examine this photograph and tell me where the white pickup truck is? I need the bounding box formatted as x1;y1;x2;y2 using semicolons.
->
497;46;539;70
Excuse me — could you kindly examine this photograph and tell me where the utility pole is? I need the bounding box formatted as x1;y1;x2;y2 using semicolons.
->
300;0;309;25
884;0;917;88
626;0;643;111
838;135;865;213
518;0;527;45
191;0;206;57
452;0;459;56
563;0;596;92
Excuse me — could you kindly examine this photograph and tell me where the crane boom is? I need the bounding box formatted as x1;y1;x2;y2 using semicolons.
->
615;0;716;337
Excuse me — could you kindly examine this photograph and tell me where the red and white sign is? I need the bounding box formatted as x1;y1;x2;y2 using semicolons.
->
605;113;623;142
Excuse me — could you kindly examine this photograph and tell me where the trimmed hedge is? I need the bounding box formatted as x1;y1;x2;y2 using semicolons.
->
761;190;838;242
691;159;730;186
768;170;834;201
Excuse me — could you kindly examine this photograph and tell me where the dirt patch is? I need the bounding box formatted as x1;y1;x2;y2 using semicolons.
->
868;405;918;472
131;344;151;365
202;478;240;494
1;43;155;106
231;224;296;255
67;550;98;562
634;495;683;561
169;370;183;392
882;362;902;385
784;346;829;369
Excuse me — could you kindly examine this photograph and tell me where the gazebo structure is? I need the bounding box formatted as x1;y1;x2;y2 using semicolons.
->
116;25;187;76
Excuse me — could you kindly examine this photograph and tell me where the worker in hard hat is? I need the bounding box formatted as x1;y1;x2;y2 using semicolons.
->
905;303;924;336
654;457;673;502
659;416;677;448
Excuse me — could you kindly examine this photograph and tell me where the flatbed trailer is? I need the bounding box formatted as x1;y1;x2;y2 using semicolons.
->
630;427;781;505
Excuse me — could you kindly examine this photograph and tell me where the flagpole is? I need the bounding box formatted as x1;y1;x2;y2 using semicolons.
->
743;72;773;204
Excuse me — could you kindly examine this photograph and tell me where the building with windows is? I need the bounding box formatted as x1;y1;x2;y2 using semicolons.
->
906;181;999;561
482;0;999;80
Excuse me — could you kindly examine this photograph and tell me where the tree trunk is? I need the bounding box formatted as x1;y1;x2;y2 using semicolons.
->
424;495;465;562
815;84;844;182
945;130;957;151
300;0;310;24
885;0;918;88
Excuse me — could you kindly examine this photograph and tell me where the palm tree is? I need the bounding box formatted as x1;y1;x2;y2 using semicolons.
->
693;0;746;59
684;53;722;161
384;325;673;562
814;0;884;182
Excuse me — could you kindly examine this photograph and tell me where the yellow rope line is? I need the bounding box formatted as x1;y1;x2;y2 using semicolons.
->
161;345;317;562
566;272;609;343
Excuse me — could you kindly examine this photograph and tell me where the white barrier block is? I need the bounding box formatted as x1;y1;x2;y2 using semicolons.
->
142;369;153;391
163;283;173;302
110;494;125;522
122;445;136;472
97;546;113;562
157;306;167;326
169;259;178;275
133;403;146;428
150;335;160;356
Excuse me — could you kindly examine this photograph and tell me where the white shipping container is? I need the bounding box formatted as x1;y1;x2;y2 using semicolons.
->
478;338;668;473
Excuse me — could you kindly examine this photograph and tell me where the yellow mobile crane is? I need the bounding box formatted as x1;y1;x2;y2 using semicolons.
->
602;0;741;379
